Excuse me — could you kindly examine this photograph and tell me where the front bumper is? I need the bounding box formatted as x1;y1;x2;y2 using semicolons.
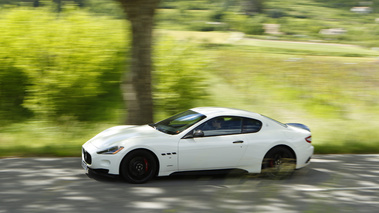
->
81;142;123;175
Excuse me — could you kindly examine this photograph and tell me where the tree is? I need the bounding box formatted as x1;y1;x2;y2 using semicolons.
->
115;0;160;125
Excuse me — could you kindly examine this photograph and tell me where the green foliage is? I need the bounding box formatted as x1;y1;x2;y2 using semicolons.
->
266;8;287;18
313;0;363;9
225;13;265;35
0;61;32;122
154;38;210;115
178;1;211;10
160;0;214;10
0;0;86;8
279;17;324;36
242;17;265;35
83;0;124;18
0;8;128;122
264;0;379;46
0;7;213;124
157;0;379;47
187;21;229;32
209;9;226;22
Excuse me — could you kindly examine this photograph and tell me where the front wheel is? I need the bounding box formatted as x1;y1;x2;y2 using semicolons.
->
261;147;296;179
120;150;157;184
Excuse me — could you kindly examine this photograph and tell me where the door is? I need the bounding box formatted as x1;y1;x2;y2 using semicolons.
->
178;116;248;171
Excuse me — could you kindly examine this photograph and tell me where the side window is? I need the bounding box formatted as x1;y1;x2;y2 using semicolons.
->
242;118;262;133
196;116;242;137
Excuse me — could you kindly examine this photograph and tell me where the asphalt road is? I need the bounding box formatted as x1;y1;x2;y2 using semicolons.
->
1;155;379;213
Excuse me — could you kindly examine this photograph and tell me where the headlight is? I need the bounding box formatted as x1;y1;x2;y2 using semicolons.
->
97;146;124;155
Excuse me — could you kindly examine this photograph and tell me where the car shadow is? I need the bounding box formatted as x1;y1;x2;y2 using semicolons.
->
86;169;256;185
85;166;332;187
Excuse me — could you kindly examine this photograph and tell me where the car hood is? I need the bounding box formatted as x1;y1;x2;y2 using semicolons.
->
89;125;162;149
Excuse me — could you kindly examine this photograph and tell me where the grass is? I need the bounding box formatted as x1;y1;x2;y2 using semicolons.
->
203;47;379;154
0;120;115;157
236;39;379;57
158;30;379;57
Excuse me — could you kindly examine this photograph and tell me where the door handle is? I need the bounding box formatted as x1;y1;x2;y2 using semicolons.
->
233;140;244;144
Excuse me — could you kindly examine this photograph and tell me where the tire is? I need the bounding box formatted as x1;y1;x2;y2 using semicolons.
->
261;146;296;179
120;150;157;184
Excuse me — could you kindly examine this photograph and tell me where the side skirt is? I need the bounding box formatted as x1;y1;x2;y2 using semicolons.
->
169;169;248;177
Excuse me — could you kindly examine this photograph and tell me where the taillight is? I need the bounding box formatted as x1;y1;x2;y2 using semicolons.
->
305;136;312;143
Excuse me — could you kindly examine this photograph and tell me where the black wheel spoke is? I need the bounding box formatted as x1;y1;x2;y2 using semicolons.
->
128;157;151;178
120;150;157;184
262;147;295;179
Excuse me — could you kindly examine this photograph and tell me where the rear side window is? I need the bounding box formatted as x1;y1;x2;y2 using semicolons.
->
242;118;262;133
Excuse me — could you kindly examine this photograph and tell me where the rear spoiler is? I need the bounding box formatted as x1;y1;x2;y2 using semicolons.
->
286;123;311;132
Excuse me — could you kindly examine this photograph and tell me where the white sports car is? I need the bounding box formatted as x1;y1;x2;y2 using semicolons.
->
82;107;313;183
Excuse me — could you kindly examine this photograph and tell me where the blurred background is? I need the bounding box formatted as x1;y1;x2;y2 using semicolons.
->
0;0;378;157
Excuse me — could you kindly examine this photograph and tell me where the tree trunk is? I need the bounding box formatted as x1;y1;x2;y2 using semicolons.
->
117;0;160;125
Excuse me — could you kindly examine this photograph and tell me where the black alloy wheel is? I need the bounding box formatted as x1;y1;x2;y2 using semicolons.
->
261;146;296;179
120;150;157;184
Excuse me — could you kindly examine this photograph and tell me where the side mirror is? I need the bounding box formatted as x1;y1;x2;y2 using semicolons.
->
182;129;205;139
193;130;204;137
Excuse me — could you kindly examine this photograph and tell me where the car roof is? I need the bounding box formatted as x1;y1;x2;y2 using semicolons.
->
190;107;262;118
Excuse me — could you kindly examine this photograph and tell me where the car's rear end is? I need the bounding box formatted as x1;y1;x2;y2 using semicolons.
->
286;123;314;169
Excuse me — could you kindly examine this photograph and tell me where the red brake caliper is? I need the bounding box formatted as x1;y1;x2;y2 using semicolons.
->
144;158;149;172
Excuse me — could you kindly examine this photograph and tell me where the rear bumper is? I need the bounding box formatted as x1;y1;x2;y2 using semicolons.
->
296;145;314;169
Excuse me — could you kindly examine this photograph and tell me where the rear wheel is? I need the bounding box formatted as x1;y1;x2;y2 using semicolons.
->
261;147;296;179
120;150;157;184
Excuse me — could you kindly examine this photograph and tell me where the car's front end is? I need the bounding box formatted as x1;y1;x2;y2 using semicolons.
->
82;135;126;176
81;125;150;176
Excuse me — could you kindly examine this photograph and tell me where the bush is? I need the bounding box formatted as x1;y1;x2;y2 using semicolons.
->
177;1;210;10
209;9;226;22
0;61;33;122
225;13;265;35
0;8;128;121
187;21;229;31
266;9;287;19
242;18;265;35
84;0;124;18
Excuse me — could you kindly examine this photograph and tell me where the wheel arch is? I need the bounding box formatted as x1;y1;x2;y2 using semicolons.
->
120;148;160;177
260;144;297;178
264;144;297;162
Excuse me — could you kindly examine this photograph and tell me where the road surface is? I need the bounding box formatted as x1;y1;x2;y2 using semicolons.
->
1;155;379;212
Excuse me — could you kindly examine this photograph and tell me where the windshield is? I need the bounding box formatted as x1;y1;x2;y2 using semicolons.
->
150;110;206;135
